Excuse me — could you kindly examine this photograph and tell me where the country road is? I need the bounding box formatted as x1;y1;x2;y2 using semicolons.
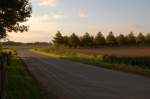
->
17;49;150;99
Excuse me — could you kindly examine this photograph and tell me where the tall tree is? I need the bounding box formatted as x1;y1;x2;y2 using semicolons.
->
0;0;32;38
116;34;127;46
136;33;145;45
80;32;94;47
127;32;136;45
106;32;117;46
69;33;80;47
94;32;106;46
53;31;64;45
145;33;150;45
63;36;69;46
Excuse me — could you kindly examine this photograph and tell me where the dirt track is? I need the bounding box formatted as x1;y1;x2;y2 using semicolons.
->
17;49;150;99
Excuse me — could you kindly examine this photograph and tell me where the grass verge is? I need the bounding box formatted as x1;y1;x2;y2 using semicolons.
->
5;51;45;99
32;49;150;77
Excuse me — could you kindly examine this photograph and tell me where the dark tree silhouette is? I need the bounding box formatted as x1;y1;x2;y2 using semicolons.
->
69;33;80;48
127;32;136;45
63;36;69;46
106;32;117;46
52;32;149;47
0;0;32;38
94;32;106;46
116;34;127;46
53;31;64;45
136;33;145;45
145;33;150;45
80;32;94;47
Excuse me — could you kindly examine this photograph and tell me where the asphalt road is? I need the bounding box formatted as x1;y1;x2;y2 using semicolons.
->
17;50;150;99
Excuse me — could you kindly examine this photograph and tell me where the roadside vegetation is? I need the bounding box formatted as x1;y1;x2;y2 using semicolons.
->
4;50;45;99
32;47;150;77
0;49;12;98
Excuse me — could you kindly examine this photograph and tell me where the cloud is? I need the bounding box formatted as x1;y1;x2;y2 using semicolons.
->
36;0;59;6
52;12;65;19
8;31;51;42
79;11;88;17
29;14;64;33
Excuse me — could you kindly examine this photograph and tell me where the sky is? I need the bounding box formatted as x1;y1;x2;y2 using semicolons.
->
8;0;150;42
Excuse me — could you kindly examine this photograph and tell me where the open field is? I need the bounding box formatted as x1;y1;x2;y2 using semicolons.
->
6;45;150;56
42;46;150;57
74;47;150;57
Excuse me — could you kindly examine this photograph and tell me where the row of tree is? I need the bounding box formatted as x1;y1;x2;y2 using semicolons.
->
53;31;150;47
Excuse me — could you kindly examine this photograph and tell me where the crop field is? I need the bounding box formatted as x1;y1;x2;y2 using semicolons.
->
38;46;150;57
74;48;150;57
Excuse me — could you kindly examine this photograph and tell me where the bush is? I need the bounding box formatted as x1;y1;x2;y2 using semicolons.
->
0;51;12;66
102;55;150;68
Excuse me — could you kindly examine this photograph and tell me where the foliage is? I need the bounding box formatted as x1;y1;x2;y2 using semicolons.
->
116;34;127;45
145;33;150;45
52;31;150;48
106;32;117;46
127;32;136;45
136;33;145;45
94;32;106;46
68;33;80;47
102;55;150;68
63;36;69;46
52;31;64;45
0;50;12;65
5;51;45;99
80;32;94;47
0;0;32;38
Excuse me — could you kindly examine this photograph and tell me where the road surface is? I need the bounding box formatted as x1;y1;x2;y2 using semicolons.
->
17;50;150;99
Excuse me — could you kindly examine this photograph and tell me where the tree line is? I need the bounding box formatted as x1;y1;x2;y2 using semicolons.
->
53;31;150;47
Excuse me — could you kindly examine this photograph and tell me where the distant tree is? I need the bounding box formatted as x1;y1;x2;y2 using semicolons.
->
80;32;94;47
136;33;145;45
0;0;32;39
94;32;106;46
52;32;150;47
63;36;69;46
145;33;150;45
106;32;117;46
116;34;127;46
127;32;136;45
53;31;64;45
69;33;80;47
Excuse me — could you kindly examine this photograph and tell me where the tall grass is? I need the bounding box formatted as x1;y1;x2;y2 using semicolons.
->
102;55;150;68
5;51;45;99
0;49;12;99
